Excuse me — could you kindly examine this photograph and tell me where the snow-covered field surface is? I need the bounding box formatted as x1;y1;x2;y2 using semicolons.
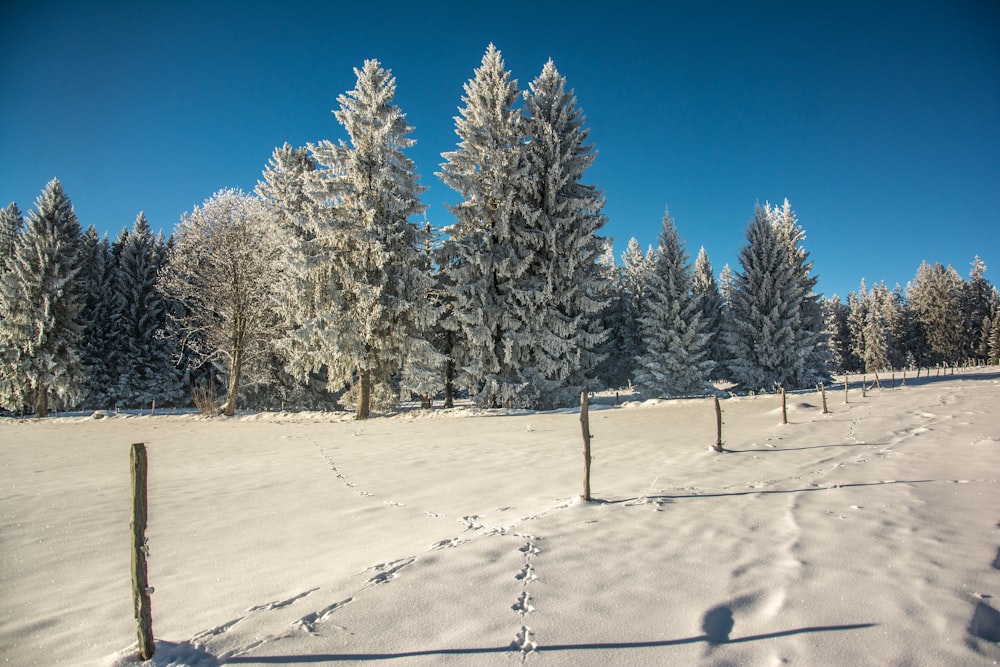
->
3;370;1000;666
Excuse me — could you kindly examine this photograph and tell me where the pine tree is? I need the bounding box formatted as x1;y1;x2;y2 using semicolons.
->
961;257;995;363
305;59;436;419
437;44;531;408
0;179;85;416
907;261;964;366
615;237;653;385
633;212;713;397
514;59;608;408
78;226;118;408
112;213;183;408
0;202;23;275
846;281;868;372
823;295;852;373
768;199;828;385
693;246;725;377
723;205;801;391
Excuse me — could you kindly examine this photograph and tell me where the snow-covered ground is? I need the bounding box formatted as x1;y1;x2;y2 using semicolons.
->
2;370;999;666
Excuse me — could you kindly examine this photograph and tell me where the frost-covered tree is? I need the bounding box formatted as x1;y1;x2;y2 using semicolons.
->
723;205;802;391
512;58;608;408
846;281;868;372
633;212;713;397
768;199;828;385
961;257;996;362
112;213;184;407
159;189;287;416
0;179;85;416
907;261;964;366
78;226;118;407
693;246;725;377
0;202;23;275
823;295;852;373
304;59;436;419
437;44;531;408
613;237;653;385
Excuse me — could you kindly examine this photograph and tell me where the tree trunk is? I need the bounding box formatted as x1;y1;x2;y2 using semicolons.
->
356;369;371;420
224;349;241;417
34;381;48;418
443;355;454;409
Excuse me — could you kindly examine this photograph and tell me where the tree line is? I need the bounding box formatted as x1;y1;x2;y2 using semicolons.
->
2;46;998;418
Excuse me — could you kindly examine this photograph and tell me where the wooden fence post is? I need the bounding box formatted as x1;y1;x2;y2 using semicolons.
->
131;443;154;661
713;395;723;452
580;392;592;501
820;383;829;414
844;375;849;403
780;387;788;424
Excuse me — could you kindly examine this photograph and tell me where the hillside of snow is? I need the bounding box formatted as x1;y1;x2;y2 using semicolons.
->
2;370;999;666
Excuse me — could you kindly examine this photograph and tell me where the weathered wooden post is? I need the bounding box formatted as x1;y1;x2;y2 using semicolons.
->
713;395;724;452
580;391;592;501
844;374;849;403
862;375;867;397
820;383;829;414
780;387;788;424
130;443;154;661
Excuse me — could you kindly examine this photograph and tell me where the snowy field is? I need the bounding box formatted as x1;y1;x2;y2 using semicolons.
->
2;370;1000;666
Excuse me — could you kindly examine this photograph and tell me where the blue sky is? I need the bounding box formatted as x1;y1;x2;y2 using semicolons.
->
2;0;997;299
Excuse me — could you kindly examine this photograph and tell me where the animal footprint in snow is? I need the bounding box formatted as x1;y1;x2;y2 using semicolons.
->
515;563;537;582
519;542;541;556
510;625;537;653
430;537;466;550
512;591;535;615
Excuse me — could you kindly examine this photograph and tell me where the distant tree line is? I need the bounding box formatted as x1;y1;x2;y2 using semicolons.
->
2;46;998;417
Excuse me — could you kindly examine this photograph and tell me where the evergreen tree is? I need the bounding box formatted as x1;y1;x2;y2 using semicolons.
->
846;281;868;372
615;237;653;385
305;59;436;419
437;44;531;408
768;199;828;385
78;226;117;408
594;240;628;388
0;202;23;274
693;246;725;377
633;212;713;397
0;179;85;416
986;303;1000;365
823;295;852;373
112;213;184;407
907;261;964;366
514;59;608;408
961;257;995;362
723;205;801;391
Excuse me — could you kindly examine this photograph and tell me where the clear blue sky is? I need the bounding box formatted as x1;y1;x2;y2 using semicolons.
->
2;0;997;299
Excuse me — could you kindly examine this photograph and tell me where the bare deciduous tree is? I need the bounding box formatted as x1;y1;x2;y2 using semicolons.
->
158;189;286;416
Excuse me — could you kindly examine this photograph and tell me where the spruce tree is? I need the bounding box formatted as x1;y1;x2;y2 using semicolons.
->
616;237;653;385
0;179;85;415
961;257;995;363
0;202;23;275
768;199;828;385
633;212;713;398
112;213;183;407
516;59;608;408
723;205;801;391
823;295;852;373
78;226;117;408
907;261;964;366
693;246;725;378
306;59;435;419
437;44;530;408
